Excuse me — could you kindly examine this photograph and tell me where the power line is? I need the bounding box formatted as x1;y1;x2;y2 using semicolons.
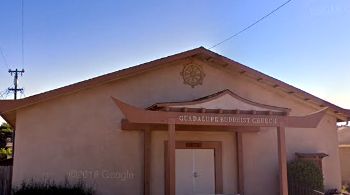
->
0;89;10;99
209;0;292;49
21;0;25;68
20;89;26;98
0;46;9;70
0;0;25;71
0;90;6;98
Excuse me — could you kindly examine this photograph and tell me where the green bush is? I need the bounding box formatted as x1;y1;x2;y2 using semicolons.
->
12;179;94;195
0;148;9;160
288;159;324;193
0;122;13;148
0;147;12;158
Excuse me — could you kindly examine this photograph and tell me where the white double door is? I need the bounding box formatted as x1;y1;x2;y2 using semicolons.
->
175;149;215;195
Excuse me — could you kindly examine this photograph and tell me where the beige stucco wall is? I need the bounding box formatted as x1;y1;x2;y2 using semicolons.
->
339;126;350;184
338;127;350;145
12;58;341;195
339;147;350;184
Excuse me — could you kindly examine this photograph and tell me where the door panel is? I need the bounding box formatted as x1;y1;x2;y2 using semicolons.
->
193;149;215;194
176;149;215;195
176;149;194;195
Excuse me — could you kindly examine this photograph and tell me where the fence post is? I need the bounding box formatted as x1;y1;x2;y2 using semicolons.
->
0;164;13;195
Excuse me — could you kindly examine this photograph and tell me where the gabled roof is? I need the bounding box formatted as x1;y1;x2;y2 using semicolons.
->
1;47;349;127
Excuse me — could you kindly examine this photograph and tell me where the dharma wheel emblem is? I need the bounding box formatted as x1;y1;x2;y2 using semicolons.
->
181;64;205;88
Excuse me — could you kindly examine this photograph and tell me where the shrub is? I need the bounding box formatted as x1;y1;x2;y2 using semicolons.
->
288;159;324;194
0;148;12;160
12;179;94;195
0;148;8;160
0;123;13;148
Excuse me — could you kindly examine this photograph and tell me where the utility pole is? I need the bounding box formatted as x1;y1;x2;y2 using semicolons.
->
8;68;25;100
6;68;24;163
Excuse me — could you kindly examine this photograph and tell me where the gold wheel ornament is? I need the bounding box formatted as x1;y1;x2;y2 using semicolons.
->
181;64;205;88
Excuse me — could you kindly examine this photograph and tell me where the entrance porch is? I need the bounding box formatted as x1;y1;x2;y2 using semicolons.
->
112;90;326;195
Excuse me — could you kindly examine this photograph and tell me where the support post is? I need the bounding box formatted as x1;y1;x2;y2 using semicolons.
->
144;128;151;195
277;126;288;195
236;132;244;195
168;119;176;195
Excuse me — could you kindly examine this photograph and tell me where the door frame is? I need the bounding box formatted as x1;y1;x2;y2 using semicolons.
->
164;141;223;194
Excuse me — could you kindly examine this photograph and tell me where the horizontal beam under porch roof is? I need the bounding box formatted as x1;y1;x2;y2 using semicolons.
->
112;97;328;128
121;119;260;132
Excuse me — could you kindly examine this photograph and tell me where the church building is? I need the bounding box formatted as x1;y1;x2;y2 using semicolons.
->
0;47;348;195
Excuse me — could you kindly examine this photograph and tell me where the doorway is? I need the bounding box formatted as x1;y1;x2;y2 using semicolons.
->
176;149;215;195
165;141;223;195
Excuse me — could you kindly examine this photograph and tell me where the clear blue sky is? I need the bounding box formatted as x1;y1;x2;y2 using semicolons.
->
0;0;349;115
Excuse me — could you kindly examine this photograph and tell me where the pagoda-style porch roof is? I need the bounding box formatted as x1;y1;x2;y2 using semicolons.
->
112;89;327;129
147;89;290;117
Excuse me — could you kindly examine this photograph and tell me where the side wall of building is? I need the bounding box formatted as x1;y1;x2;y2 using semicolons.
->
12;59;341;195
339;147;350;184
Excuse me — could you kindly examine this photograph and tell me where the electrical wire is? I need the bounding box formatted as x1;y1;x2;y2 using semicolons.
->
0;90;5;98
0;46;9;70
21;0;25;68
20;89;26;98
0;89;10;99
209;0;292;49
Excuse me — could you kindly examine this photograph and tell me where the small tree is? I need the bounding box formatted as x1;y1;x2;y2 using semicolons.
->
288;159;324;194
0;148;7;160
0;122;13;160
0;122;13;148
0;148;12;160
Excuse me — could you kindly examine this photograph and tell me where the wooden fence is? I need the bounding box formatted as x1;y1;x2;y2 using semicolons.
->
0;159;13;195
289;182;325;195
